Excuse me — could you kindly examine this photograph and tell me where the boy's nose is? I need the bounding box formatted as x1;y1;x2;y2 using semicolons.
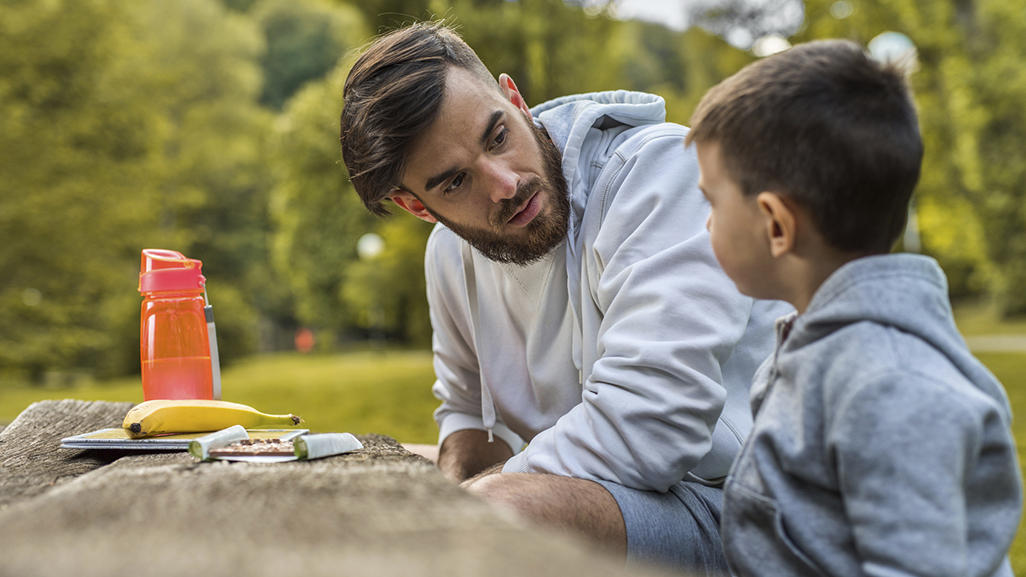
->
705;215;712;232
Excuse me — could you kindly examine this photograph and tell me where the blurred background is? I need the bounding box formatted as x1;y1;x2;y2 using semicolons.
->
3;0;1024;380
2;0;1024;566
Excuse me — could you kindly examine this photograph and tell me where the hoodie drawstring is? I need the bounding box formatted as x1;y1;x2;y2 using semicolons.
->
481;378;496;443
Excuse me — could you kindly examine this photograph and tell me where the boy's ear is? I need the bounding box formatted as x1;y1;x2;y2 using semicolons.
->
389;190;437;224
756;192;796;258
498;73;531;118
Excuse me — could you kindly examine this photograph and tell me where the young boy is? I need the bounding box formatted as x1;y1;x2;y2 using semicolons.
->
687;40;1022;577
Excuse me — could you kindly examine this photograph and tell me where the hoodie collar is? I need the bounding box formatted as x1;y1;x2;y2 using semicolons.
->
802;253;947;325
786;254;1009;419
531;91;666;234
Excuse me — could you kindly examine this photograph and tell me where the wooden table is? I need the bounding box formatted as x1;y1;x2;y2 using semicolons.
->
0;400;675;577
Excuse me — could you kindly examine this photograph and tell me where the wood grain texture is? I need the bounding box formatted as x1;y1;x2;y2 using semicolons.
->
0;400;678;577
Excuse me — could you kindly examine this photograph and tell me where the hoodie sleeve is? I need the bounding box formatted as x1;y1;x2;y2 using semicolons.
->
829;371;1021;577
425;226;524;452
503;128;755;491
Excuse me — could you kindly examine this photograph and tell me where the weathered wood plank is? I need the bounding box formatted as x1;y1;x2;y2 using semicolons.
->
0;399;133;508
0;400;678;577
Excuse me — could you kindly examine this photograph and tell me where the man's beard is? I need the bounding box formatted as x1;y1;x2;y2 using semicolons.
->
426;123;570;266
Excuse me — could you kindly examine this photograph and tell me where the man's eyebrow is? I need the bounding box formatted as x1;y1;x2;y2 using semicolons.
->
425;167;460;193
479;110;504;146
423;110;505;192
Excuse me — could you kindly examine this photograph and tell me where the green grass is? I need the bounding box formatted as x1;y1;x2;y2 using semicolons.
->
953;299;1026;336
0;348;440;444
1;303;1024;570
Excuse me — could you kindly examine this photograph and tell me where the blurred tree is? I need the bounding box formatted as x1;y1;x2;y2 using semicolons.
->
341;217;433;344
253;0;365;110
270;58;380;345
799;0;1026;315
9;0;1019;380
221;0;261;12
347;0;436;32
687;0;804;48
0;0;274;381
0;0;156;381
969;0;1026;315
449;0;621;101
127;0;274;364
272;53;433;344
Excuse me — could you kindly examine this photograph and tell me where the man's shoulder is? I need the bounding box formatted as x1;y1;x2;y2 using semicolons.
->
586;121;691;166
425;223;465;270
583;122;703;233
427;222;460;248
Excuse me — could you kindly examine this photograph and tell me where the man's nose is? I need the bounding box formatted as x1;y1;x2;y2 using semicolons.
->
482;159;518;204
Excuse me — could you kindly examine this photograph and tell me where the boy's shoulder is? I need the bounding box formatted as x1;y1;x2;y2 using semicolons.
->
803;320;1012;435
787;254;1011;421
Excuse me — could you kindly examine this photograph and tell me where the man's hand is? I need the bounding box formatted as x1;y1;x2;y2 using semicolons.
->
437;429;513;483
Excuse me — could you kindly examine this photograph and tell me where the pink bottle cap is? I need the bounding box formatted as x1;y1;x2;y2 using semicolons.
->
139;249;206;294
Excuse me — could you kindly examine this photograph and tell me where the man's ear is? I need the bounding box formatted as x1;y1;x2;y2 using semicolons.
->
498;73;531;118
756;192;796;258
389;190;437;224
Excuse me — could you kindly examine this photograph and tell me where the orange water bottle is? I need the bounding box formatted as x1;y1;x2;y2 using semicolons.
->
139;249;214;400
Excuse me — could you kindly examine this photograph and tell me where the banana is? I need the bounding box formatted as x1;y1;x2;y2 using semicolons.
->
122;399;302;437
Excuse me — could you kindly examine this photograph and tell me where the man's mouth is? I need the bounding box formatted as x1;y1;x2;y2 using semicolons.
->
507;191;542;227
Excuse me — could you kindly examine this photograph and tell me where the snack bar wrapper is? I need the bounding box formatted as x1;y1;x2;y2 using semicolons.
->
295;433;363;460
189;425;249;461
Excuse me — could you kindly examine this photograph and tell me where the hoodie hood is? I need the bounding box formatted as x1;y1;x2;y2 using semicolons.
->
786;253;1012;421
531;91;666;238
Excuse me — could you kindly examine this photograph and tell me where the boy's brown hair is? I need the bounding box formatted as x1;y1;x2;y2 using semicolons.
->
339;21;495;216
687;39;922;254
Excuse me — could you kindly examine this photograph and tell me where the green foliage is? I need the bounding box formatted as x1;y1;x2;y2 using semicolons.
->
270;48;433;345
341;217;433;344
0;0;156;379
970;0;1026;316
129;0;279;366
252;0;365;110
4;0;1025;383
796;0;1026;316
270;59;377;335
0;0;272;380
348;0;438;31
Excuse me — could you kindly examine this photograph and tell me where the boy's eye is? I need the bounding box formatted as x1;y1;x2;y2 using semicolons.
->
444;173;466;194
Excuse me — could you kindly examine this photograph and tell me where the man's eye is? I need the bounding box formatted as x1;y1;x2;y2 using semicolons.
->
444;173;466;194
492;127;508;148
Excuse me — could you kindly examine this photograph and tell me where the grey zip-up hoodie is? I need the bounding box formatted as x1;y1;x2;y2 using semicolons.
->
722;254;1022;577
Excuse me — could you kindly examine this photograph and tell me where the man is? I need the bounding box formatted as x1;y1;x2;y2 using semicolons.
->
339;22;787;573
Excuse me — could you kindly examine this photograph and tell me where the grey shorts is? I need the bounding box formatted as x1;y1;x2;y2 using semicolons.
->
596;479;729;576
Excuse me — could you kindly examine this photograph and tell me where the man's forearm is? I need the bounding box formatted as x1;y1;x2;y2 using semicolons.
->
437;429;513;482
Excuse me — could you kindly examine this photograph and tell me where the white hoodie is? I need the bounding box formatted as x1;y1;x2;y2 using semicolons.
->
426;91;789;491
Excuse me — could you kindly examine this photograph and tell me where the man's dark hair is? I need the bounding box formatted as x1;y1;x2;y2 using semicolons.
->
340;21;495;216
687;39;923;254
